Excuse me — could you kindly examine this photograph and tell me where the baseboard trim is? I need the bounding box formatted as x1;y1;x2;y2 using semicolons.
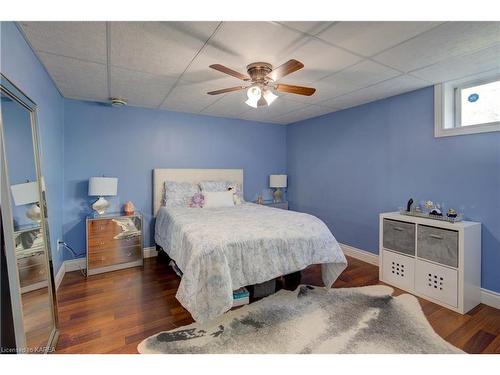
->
340;242;500;310
480;288;500;310
144;246;158;258
65;257;86;272
340;243;379;266
54;263;65;290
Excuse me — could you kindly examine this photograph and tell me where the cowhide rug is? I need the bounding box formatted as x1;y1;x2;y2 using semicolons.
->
138;285;462;354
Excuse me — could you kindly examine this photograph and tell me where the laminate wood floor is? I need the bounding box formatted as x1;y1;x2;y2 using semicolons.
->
54;256;500;354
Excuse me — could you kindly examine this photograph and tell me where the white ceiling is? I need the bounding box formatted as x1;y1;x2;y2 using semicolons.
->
19;21;500;125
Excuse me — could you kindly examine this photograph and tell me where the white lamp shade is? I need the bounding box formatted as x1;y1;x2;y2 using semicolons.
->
11;181;39;206
269;174;287;188
88;177;118;196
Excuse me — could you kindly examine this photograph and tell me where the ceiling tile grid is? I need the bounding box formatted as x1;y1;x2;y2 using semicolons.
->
110;66;179;108
373;22;500;72
319;74;430;110
19;21;107;63
18;21;500;125
37;52;108;101
316;21;443;57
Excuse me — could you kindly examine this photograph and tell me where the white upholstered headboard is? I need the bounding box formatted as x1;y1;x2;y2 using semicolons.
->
153;168;244;216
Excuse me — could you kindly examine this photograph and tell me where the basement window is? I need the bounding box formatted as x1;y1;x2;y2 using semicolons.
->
435;74;500;137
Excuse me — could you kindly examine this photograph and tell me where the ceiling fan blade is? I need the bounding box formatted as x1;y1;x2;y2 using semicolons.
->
267;59;304;81
276;84;316;96
209;64;250;81
207;86;247;95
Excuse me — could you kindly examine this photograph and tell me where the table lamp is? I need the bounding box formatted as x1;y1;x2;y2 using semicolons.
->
269;174;287;203
11;181;41;222
88;177;118;215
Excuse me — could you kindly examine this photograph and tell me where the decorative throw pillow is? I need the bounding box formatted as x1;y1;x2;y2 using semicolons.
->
199;180;230;193
164;181;200;208
188;193;205;208
203;191;235;208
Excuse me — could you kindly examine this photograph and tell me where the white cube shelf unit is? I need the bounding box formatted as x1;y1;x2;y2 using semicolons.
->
379;212;481;314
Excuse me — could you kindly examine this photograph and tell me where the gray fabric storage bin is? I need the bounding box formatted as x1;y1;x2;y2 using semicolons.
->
383;219;415;256
417;225;458;267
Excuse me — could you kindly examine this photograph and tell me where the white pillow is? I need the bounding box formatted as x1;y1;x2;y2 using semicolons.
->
203;191;235;208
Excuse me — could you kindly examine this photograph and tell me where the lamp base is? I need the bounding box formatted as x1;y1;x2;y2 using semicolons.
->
92;197;110;215
273;188;283;203
26;203;41;222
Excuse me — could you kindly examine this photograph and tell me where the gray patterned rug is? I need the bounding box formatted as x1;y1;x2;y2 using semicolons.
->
138;285;462;354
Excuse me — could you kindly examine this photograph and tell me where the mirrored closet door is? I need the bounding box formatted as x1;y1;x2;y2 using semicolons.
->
0;73;58;353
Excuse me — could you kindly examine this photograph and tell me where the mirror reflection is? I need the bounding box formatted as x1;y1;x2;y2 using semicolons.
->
2;90;55;351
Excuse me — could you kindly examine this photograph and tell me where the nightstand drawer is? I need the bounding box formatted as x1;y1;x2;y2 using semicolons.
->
17;252;46;268
88;244;142;269
88;217;140;239
18;260;47;287
88;235;141;251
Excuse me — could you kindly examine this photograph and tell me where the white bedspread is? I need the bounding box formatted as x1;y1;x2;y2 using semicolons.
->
155;203;347;322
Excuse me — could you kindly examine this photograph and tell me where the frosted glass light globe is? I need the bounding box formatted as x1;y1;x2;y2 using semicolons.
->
247;86;262;100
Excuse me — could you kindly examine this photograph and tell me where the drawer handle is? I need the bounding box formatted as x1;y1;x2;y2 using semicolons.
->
429;234;443;240
393;227;404;231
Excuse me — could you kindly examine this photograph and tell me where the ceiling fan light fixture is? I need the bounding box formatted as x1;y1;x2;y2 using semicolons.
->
257;96;267;107
245;98;259;108
247;85;262;101
262;89;278;106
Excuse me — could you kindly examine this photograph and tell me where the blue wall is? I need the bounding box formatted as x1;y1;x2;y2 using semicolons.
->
63;100;287;257
287;86;500;293
1;22;65;273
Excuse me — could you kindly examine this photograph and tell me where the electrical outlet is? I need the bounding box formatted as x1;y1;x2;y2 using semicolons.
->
57;239;63;252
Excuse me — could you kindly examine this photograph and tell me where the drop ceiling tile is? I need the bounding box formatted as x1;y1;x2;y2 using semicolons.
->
317;21;442;57
321;59;401;94
281;81;350;106
19;21;107;63
374;22;500;72
110;21;220;77
276;38;362;82
410;44;500;83
110;67;178;108
38;52;108;101
279;22;334;36
284;60;400;106
181;21;308;83
319;75;429;109
161;77;237;113
273;104;337;124
201;90;250;117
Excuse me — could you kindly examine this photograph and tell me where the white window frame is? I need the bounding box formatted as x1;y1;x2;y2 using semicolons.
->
434;72;500;138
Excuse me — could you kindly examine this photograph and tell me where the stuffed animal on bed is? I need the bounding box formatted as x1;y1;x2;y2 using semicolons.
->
228;185;242;205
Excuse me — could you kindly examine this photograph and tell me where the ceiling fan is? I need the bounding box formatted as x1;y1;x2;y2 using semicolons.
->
207;59;316;108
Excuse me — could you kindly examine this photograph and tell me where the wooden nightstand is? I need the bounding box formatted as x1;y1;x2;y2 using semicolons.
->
86;212;143;276
261;200;289;210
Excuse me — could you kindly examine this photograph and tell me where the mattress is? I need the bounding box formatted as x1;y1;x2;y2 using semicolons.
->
155;202;347;322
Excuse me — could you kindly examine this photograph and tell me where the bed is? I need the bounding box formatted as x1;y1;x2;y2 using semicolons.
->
153;168;347;322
